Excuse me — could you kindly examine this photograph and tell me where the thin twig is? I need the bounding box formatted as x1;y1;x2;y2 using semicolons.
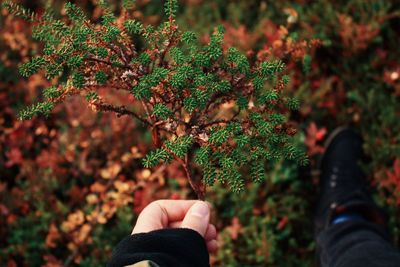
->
201;109;240;128
86;56;114;66
183;154;205;200
202;119;231;128
162;145;204;200
94;102;150;126
140;100;153;123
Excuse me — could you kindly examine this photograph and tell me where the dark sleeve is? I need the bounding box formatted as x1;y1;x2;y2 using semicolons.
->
107;228;210;267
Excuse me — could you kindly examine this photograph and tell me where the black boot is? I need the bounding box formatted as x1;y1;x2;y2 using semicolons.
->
314;127;385;237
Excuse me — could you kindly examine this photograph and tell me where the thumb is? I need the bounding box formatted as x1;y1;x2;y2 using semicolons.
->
180;201;210;237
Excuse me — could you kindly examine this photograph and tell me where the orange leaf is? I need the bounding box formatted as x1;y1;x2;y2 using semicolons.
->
226;217;243;240
277;216;289;230
90;182;106;193
100;162;121;179
45;223;61;248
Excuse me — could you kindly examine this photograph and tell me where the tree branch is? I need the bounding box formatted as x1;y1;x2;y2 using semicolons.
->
93;102;150;126
163;146;205;200
86;56;131;70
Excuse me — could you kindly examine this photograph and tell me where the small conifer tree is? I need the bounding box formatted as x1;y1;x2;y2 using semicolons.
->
3;0;308;199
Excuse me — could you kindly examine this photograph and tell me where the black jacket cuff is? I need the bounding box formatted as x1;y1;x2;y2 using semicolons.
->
107;228;210;267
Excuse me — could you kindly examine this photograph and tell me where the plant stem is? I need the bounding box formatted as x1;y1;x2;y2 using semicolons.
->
93;102;150;126
182;155;205;200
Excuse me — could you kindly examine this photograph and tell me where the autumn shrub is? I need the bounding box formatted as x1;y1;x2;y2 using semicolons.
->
2;0;309;200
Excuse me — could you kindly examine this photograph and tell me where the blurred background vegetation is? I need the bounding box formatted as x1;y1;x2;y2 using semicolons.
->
1;0;399;266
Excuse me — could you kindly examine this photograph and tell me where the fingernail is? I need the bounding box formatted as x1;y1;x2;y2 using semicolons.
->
190;201;210;218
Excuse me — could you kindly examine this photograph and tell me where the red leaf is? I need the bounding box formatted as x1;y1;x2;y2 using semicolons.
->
5;148;23;167
7;260;17;267
277;216;289;230
304;122;327;156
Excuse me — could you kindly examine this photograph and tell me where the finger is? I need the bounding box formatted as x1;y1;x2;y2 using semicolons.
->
207;240;218;253
180;201;210;237
168;221;182;228
169;222;216;241
204;224;217;241
132;200;198;234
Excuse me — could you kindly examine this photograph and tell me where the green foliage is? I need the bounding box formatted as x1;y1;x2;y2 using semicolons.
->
303;54;312;74
170;47;185;65
235;134;250;148
270;113;286;125
102;13;116;26
215;80;231;93
287;97;300;110
153;103;172;120
259;90;279;104
253;76;265;93
103;26;121;42
45;63;63;80
220;166;244;193
203;165;217;186
95;71;108;85
18;102;54;120
67;56;83;69
164;0;178;18
142;148;171;168
282;75;291;85
250;160;265;183
86;91;99;101
64;2;86;23
171;65;192;88
73;72;85;88
227;47;250;74
259;60;285;77
131;82;151;100
195;146;211;167
19;57;46;77
97;47;108;58
1;1;37;21
132;67;168;100
183;97;197;112
236;96;248;109
4;0;308;197
182;31;196;43
43;86;62;100
165;136;194;158
209;128;230;145
124;20;144;35
122;0;136;9
138;53;150;65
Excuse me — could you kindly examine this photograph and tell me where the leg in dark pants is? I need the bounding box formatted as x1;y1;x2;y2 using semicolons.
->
314;128;400;267
317;220;400;267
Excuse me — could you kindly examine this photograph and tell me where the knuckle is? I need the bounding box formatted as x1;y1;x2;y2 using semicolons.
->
152;199;166;207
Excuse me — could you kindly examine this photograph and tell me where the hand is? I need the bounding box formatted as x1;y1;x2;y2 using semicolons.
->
132;199;218;253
